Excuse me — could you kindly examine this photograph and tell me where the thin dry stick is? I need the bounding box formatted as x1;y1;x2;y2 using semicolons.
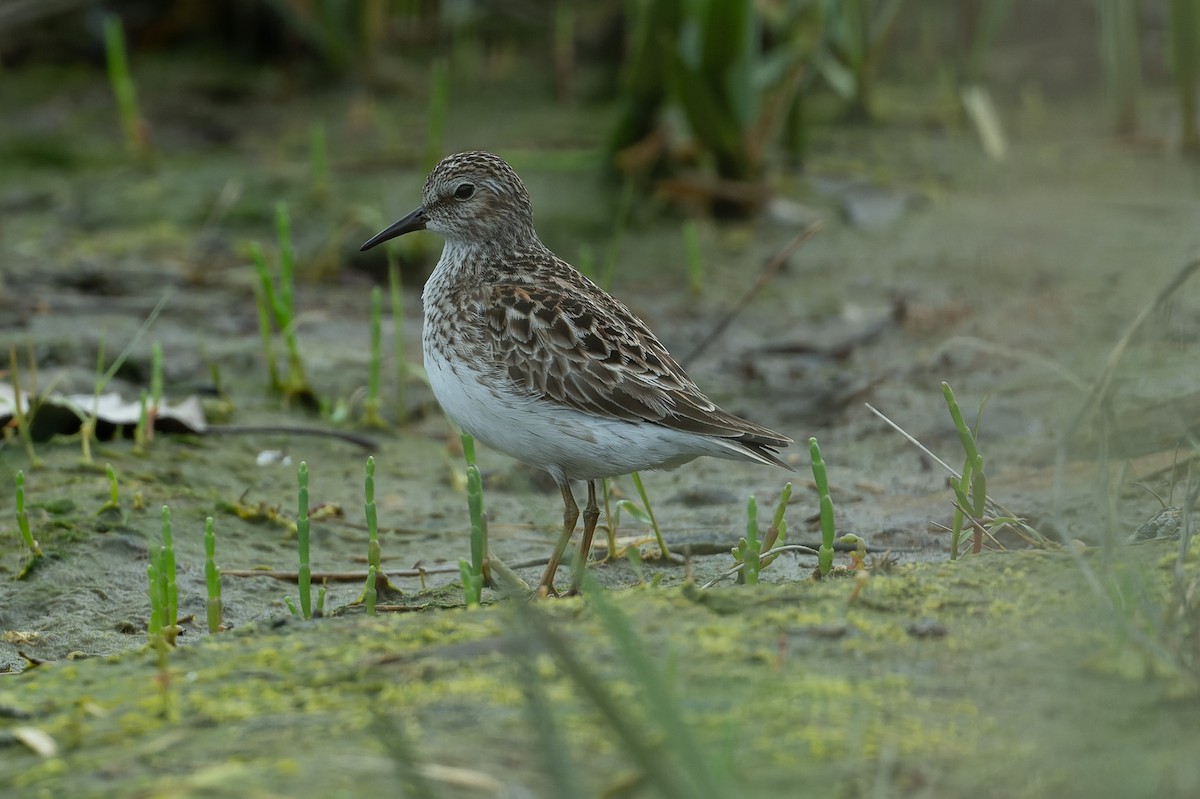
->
1054;255;1200;530
1058;255;1200;452
223;555;545;583
699;544;821;589
865;402;1043;548
206;424;378;451
680;220;823;368
936;335;1089;391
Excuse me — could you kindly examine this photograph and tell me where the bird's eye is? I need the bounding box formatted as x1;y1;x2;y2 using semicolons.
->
454;183;475;200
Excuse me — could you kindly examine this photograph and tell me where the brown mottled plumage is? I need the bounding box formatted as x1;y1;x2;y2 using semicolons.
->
362;151;791;594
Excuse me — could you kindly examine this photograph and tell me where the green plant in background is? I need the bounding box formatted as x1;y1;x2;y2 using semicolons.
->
460;433;487;606
610;0;814;214
943;382;988;559
14;470;44;578
250;203;315;407
77;295;169;464
956;0;1013;160
252;277;281;391
1099;0;1143;135
424;58;450;175
150;341;163;417
204;516;223;633
815;0;906;123
96;463;123;526
363;287;387;428
809;437;836;577
265;0;379;76
668;0;808;189
133;390;150;452
8;347;41;466
310;120;329;199
102;12;151;162
1168;0;1200;153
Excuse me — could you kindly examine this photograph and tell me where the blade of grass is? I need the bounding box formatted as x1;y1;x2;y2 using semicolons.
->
629;471;669;559
204;516;223;633
297;462;312;619
810;437;835;576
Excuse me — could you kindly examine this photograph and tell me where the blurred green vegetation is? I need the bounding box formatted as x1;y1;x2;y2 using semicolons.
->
2;0;1198;216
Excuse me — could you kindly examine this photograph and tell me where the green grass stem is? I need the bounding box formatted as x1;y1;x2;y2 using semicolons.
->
250;209;313;402
942;382;988;558
106;463;119;508
15;471;44;577
630;471;669;559
361;455;386;612
1100;0;1143;134
274;202;308;393
150;341;163;412
80;293;169;463
102;13;150;161
250;270;281;391
204;516;223;633
365;565;378;615
1168;0;1200;152
768;481;792;545
297;462;312;619
8;347;40;466
809;437;835;577
600;477;619;559
424;59;450;174
133;389;149;452
741;494;761;584
160;505;178;643
759;481;792;569
147;558;163;639
461;433;487;605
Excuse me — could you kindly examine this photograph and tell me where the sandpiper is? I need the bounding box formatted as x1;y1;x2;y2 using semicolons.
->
362;151;791;594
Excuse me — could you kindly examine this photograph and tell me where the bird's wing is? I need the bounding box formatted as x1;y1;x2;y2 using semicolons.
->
484;283;791;450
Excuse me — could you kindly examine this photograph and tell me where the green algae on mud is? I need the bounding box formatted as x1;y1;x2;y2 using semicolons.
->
2;548;1197;798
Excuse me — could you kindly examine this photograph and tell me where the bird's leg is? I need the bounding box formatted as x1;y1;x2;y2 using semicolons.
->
568;481;601;595
539;482;579;597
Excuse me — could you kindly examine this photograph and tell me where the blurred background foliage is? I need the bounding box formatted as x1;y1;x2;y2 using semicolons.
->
1;0;1198;218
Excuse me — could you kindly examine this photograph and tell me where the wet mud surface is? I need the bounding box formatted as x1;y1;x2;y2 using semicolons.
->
2;63;1199;797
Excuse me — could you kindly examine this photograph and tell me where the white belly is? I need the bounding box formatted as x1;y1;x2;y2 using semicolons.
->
422;334;741;484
